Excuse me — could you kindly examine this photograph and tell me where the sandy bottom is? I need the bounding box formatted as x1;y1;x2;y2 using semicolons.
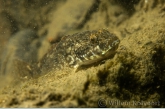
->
0;0;165;107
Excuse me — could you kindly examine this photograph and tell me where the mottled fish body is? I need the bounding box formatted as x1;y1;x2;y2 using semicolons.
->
38;29;120;73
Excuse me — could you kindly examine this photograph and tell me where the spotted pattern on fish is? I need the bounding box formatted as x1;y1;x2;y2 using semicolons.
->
38;29;120;73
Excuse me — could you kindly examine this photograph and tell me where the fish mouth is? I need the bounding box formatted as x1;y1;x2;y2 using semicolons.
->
74;42;119;72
